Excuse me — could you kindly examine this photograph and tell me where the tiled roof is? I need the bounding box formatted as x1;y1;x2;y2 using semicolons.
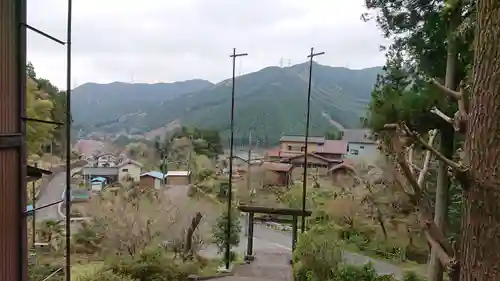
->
341;129;375;144
118;159;144;167
316;140;348;154
328;163;355;173
280;135;325;143
262;162;293;172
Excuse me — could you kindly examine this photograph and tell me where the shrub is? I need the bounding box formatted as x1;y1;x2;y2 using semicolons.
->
77;269;138;281
403;271;426;281
108;246;200;281
293;225;343;281
212;208;241;254
332;263;396;281
28;264;64;281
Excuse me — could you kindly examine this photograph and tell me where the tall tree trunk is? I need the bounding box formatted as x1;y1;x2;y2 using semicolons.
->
460;1;500;280
429;6;460;281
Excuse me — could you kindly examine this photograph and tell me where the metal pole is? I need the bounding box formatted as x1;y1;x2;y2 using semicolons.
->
244;131;252;236
226;48;247;270
32;163;37;248
64;1;73;280
301;47;324;233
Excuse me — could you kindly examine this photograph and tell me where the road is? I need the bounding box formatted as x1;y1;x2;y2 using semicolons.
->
249;223;404;279
35;172;67;221
35;167;83;221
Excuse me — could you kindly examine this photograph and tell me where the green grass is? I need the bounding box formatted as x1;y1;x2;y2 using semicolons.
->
71;262;105;281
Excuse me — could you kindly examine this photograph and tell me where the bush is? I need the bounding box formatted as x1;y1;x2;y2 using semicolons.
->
293;225;343;281
107;246;200;281
403;271;426;281
28;264;64;281
331;263;395;281
77;269;138;281
212;208;241;254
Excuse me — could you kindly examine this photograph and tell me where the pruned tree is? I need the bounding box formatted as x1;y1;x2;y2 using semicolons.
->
87;188;180;258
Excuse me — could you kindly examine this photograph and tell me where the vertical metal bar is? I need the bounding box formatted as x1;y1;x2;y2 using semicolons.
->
225;48;248;270
301;48;324;233
292;215;298;251
17;0;28;280
31;162;37;248
244;131;251;236
64;1;73;280
246;212;254;258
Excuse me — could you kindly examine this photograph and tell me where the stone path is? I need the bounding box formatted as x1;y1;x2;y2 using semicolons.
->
212;250;293;281
234;250;293;281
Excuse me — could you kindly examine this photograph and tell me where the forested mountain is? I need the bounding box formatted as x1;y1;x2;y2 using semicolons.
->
71;79;214;129
73;63;381;145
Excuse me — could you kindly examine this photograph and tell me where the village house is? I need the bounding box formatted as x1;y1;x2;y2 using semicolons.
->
266;135;348;165
231;151;264;167
261;162;293;186
341;129;378;159
327;161;356;186
139;171;165;189
94;152;117;167
117;159;143;182
165;170;191;186
82;157;143;184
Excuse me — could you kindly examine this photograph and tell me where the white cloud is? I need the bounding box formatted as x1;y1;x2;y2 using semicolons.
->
26;0;388;89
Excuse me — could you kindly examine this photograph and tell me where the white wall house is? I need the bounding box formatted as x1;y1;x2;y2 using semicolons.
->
118;159;143;182
341;129;379;161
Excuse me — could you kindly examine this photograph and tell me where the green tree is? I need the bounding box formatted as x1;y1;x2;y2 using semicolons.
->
212;208;241;254
363;1;474;280
26;78;56;155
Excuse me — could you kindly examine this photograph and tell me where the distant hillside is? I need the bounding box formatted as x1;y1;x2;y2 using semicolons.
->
71;79;214;133
72;63;381;145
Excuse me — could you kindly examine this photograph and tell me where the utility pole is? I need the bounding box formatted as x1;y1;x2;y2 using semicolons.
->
65;1;73;280
301;47;325;233
244;131;252;236
226;48;248;270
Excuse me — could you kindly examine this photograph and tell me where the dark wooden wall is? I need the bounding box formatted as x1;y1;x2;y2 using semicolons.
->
0;0;27;280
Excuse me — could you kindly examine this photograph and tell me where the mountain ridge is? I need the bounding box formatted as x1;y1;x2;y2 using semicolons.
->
72;62;382;145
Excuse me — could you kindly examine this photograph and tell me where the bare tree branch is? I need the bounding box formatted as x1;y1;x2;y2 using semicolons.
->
430;106;453;123
401;124;466;173
417;129;438;187
430;78;462;99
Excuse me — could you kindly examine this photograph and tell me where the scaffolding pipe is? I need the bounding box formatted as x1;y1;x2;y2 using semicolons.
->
64;1;73;280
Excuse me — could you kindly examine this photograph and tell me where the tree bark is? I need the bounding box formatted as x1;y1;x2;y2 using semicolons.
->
429;5;460;280
460;1;500;280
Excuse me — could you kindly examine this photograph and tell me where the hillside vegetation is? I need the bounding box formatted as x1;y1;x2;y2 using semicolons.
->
25;63;68;157
72;63;381;145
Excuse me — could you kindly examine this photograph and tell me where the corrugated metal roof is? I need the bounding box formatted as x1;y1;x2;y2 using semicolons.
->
140;171;165;179
166;171;191;176
341;129;375;144
280;135;325;143
262;162;293;172
91;177;107;182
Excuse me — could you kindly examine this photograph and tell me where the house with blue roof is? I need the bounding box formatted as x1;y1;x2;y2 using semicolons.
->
139;171;166;189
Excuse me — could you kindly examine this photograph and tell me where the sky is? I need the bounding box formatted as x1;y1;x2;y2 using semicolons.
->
26;0;388;89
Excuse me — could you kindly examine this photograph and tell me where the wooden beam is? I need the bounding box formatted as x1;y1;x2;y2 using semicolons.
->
238;205;312;216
